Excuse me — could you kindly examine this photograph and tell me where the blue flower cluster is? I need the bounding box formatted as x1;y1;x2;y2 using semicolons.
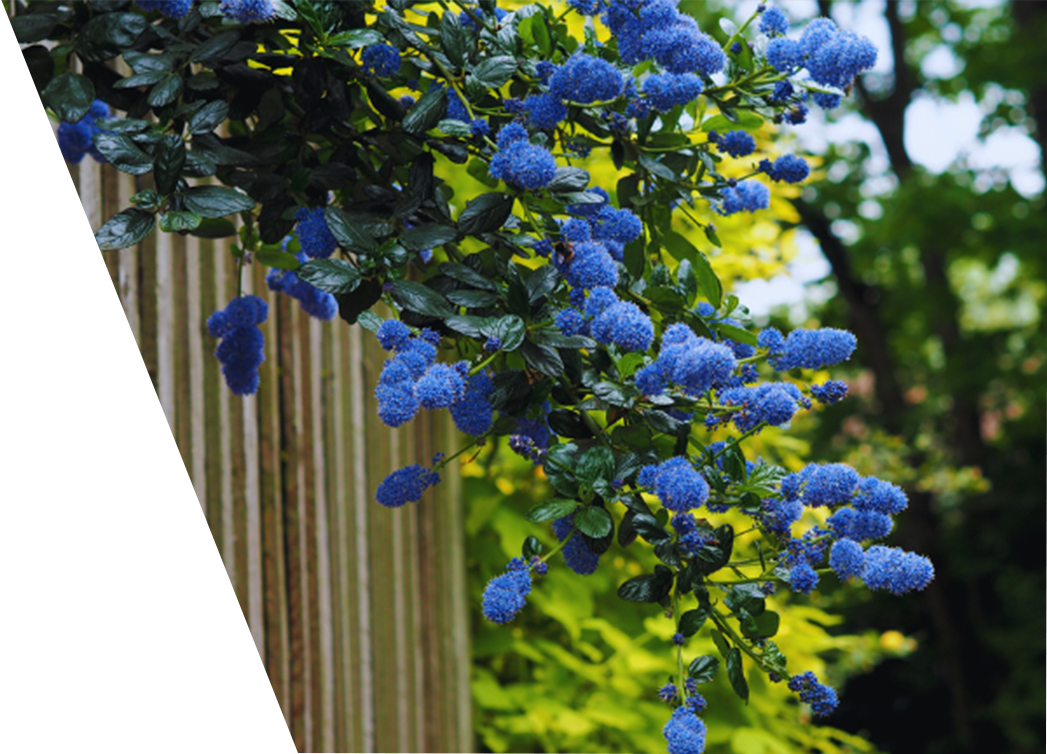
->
266;252;337;321
362;44;401;77
861;545;935;595
207;295;269;396
719;181;771;215
586;287;655;352
810;379;848;404
787;671;838;717
523;93;568;130
715;130;756;158
294;207;338;259
135;0;192;18
548;53;626;104
717;382;804;433
764;16;876;108
638;456;710;512
635;323;737;397
56;100;110;165
763;327;857;370
663;706;707;754
552;514;601;575
450;372;495;436
219;0;276;24
758;5;789;37
489;125;557;190
375;464;440;508
760;154;810;184
481;557;534;624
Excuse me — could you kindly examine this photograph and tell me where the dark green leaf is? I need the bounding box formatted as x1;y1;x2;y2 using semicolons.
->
742;610;780;640
123;50;178;74
95;208;156;251
447;289;500;308
525;265;559;303
255;248;302;270
519;341;565;377
402;86;447;134
323;207;378;254
439;262;498;291
483;314;526;352
688;655;720;683
470;55;516;88
0;45;53;98
440;11;470;69
356;310;384;333
575;506;612;538
437;119;473;138
715;322;757;347
182;186;255;218
114;71;168;88
522;535;542;560
401;224;458;252
726;648;749;702
189;218;237;238
547;410;593;439
187;100;230;134
593;381;637;408
679;608;709;637
158;211;201;232
532;331;597;350
92;133;154;175
337;278;384;325
190;30;241;64
725;584;766;617
444;314;488;338
546;167;590;192
297;259;361;294
76;13;148;63
576;446;615;487
677;259;698;302
631;512;672;545
41;73;95;123
390;280;455;318
12;14;57;44
525;498;579;523
94;117;153;133
147;74;183;108
326;29;384;48
617;566;674;603
458;192;514;236
153;134;185;196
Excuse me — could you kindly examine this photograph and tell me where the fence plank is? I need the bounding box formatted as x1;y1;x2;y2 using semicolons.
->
184;234;212;749
14;112;69;754
152;229;182;754
79;159;111;754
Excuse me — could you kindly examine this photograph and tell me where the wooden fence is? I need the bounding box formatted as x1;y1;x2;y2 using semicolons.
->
0;101;473;754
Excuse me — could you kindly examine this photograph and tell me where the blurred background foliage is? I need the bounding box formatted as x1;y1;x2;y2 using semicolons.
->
451;1;1044;753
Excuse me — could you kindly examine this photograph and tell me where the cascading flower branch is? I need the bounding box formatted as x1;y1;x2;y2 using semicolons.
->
44;0;917;748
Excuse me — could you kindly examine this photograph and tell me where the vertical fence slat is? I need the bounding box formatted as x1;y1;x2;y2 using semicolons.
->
184;234;212;749
239;270;268;749
79;160;111;754
257;267;291;724
153;229;181;754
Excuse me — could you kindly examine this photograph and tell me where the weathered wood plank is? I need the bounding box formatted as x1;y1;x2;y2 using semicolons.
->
79;154;111;754
279;293;311;752
259;260;293;754
310;315;336;751
15;112;70;754
120;172;151;754
63;149;88;754
238;270;268;749
153;227;181;749
184;234;212;749
198;238;228;749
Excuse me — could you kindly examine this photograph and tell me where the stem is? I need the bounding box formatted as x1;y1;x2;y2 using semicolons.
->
470;349;500;376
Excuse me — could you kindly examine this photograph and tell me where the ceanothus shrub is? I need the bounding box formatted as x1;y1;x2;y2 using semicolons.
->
31;0;932;748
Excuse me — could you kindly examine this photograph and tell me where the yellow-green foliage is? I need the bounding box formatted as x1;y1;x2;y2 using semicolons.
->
465;447;908;753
